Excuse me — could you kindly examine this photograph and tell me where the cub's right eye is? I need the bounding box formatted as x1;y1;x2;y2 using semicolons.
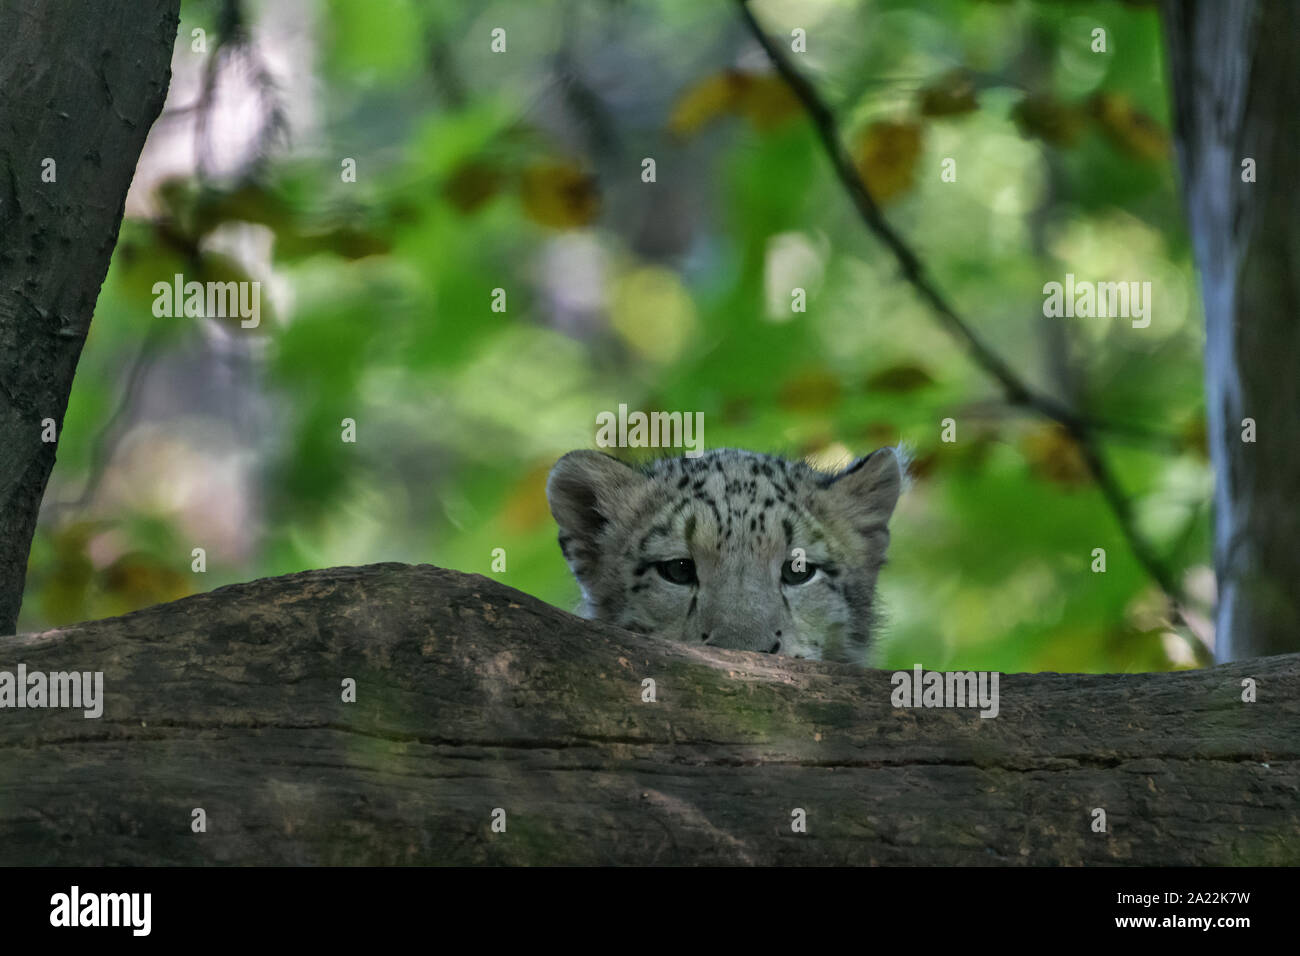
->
781;562;818;586
655;559;698;585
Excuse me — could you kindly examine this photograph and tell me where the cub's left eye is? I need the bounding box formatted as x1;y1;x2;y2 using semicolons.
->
656;559;698;585
781;562;818;586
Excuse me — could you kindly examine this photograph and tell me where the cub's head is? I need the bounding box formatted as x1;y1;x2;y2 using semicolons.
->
546;448;903;663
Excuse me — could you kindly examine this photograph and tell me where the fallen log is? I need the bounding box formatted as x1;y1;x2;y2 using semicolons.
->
0;563;1295;865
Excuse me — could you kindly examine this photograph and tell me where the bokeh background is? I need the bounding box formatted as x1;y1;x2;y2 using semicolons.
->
20;0;1212;673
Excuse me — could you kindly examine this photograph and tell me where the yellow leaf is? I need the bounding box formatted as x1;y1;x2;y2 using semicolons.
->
668;71;751;137
738;74;802;130
51;520;108;558
501;461;553;533
610;267;697;363
1020;424;1091;487
853;121;923;203
99;554;192;617
40;522;102;626
1182;415;1209;460
519;161;600;229
1088;92;1169;162
779;368;842;412
668;71;800;138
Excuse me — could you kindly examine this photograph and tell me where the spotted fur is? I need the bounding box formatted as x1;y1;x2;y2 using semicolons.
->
546;447;904;664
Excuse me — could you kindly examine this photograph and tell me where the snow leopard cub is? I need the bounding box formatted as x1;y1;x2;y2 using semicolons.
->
546;447;903;664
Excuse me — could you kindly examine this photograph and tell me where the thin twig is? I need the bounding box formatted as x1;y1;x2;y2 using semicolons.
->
194;0;287;183
49;321;170;517
735;0;1077;427
733;0;1211;666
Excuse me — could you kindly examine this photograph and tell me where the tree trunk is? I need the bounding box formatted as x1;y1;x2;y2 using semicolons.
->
1162;2;1300;660
0;0;181;635
0;563;1294;865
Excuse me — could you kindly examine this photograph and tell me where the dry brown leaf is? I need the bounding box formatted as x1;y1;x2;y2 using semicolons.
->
443;160;507;213
1012;94;1087;146
1020;424;1091;487
865;363;936;392
917;70;979;117
779;369;842;412
1088;92;1170;162
502;460;555;533
520;161;601;229
1182;415;1209;460
853;121;924;203
100;554;192;616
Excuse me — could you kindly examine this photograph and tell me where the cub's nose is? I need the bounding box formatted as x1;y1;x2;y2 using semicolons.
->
701;631;784;654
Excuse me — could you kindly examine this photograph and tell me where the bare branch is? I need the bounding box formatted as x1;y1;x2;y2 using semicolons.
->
733;0;1210;666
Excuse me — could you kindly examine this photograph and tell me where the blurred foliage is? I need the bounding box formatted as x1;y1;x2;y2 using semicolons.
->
21;0;1211;674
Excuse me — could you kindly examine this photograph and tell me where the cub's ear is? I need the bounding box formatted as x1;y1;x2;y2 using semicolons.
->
820;446;904;532
546;450;647;549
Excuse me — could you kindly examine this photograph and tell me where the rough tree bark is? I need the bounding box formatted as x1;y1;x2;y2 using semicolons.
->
1162;2;1300;661
0;564;1294;865
0;0;181;635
